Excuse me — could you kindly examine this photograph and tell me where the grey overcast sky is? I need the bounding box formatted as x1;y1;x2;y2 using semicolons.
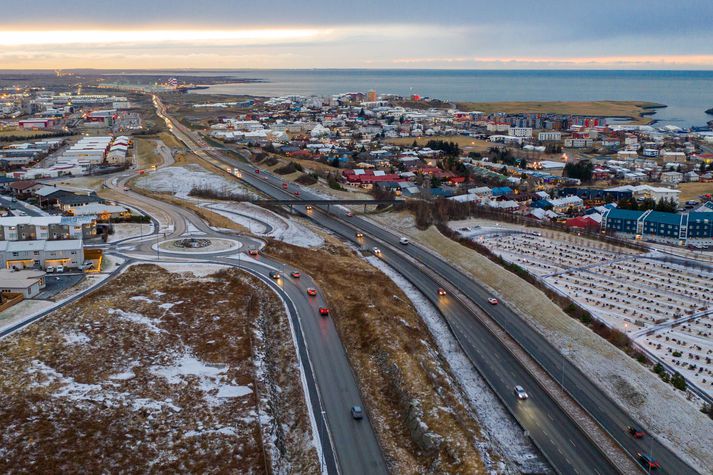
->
1;0;712;69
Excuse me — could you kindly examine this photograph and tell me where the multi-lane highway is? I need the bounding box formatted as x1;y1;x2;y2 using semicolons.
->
153;96;704;474
99;127;388;475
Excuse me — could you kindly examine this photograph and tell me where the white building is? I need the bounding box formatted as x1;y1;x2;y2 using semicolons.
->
508;127;533;138
538;131;562;142
0;269;46;298
606;184;681;204
564;138;593;148
660;171;683;186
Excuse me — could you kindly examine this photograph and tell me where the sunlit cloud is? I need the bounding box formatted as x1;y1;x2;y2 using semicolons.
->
392;55;713;68
0;28;328;47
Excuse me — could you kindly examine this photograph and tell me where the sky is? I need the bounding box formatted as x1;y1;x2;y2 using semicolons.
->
1;0;713;70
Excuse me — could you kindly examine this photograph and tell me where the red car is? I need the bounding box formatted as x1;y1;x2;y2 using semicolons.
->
319;307;329;316
637;453;660;470
248;249;259;256
282;183;289;189
346;211;353;217
255;169;260;174
294;191;301;197
628;426;645;439
290;271;301;278
307;288;318;296
488;298;499;305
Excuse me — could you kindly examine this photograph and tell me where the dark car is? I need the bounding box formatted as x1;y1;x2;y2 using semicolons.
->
351;405;364;420
269;271;280;280
637;453;660;470
628;426;645;439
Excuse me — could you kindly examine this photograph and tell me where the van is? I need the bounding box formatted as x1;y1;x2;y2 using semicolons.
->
399;237;409;245
55;265;65;273
46;266;55;273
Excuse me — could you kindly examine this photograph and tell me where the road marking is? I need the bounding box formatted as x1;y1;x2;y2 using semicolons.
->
570;438;576;447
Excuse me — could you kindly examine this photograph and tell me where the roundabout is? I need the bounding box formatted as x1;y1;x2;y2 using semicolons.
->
152;237;242;255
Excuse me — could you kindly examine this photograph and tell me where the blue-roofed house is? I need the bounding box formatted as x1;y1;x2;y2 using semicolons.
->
491;186;513;197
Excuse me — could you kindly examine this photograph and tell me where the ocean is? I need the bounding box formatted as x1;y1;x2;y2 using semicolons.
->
188;69;713;127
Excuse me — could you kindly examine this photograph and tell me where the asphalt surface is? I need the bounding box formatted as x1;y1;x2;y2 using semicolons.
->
156;97;700;474
99;116;387;475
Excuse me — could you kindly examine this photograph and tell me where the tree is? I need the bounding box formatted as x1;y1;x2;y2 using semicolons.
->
671;372;687;391
654;197;678;213
563;160;594;182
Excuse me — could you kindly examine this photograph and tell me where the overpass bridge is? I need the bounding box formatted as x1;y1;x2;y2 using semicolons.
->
251;198;400;211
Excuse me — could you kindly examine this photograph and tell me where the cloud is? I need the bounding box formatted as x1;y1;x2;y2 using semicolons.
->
391;55;713;69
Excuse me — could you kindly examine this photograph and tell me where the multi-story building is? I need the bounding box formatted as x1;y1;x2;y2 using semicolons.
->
538;131;562;142
602;209;713;246
0;216;95;270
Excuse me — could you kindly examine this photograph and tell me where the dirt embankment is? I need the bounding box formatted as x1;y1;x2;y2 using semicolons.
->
264;239;495;474
0;265;318;474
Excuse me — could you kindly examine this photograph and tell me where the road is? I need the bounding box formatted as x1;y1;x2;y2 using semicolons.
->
99;123;388;475
154;96;701;474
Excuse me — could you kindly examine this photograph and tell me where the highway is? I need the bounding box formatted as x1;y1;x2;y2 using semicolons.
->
101;125;388;475
154;96;700;474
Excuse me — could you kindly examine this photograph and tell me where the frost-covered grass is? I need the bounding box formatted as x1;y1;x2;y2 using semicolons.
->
0;264;319;473
134;163;255;199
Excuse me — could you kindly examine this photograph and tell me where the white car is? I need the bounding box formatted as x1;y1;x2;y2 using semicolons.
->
46;266;55;273
514;385;528;400
488;297;499;305
372;247;382;255
55;265;65;273
399;237;409;245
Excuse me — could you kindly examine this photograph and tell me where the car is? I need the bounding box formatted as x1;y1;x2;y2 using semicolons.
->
55;265;65;273
306;205;313;211
372;247;381;255
81;262;94;271
254;169;260;174
351;405;364;420
346;211;353;217
269;271;280;280
399;237;409;245
437;287;447;296
294;191;301;197
46;266;55;273
514;385;528;400
356;232;364;239
306;288;318;296
290;271;301;278
318;307;330;316
248;249;259;256
123;187;129;191
628;426;646;439
637;453;660;470
488;297;499;305
282;183;288;189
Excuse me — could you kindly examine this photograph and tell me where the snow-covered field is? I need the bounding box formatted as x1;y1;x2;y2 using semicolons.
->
134;164;256;199
366;256;547;474
469;230;713;398
206;202;323;248
108;223;154;243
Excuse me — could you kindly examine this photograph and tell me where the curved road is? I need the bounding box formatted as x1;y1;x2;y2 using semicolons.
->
155;96;701;475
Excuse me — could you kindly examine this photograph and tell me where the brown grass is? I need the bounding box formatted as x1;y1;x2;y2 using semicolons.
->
134;138;163;168
0;265;319;473
676;181;713;202
264;238;492;474
386;135;494;152
455;101;662;125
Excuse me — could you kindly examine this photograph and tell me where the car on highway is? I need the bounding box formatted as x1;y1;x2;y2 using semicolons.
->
319;307;330;316
351;405;364;420
254;169;260;174
514;385;528;400
306;205;313;211
399;237;409;245
290;271;301;278
346;211;353;217
294;191;301;197
282;183;288;189
355;232;364;239
372;247;381;255
306;288;318;296
269;271;281;280
628;426;645;439
488;297;499;305
437;287;447;296
248;249;259;256
637;453;660;470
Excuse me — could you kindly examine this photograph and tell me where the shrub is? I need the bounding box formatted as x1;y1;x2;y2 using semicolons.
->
671;372;687;391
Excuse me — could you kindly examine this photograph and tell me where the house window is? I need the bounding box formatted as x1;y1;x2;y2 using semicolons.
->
33;251;39;256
